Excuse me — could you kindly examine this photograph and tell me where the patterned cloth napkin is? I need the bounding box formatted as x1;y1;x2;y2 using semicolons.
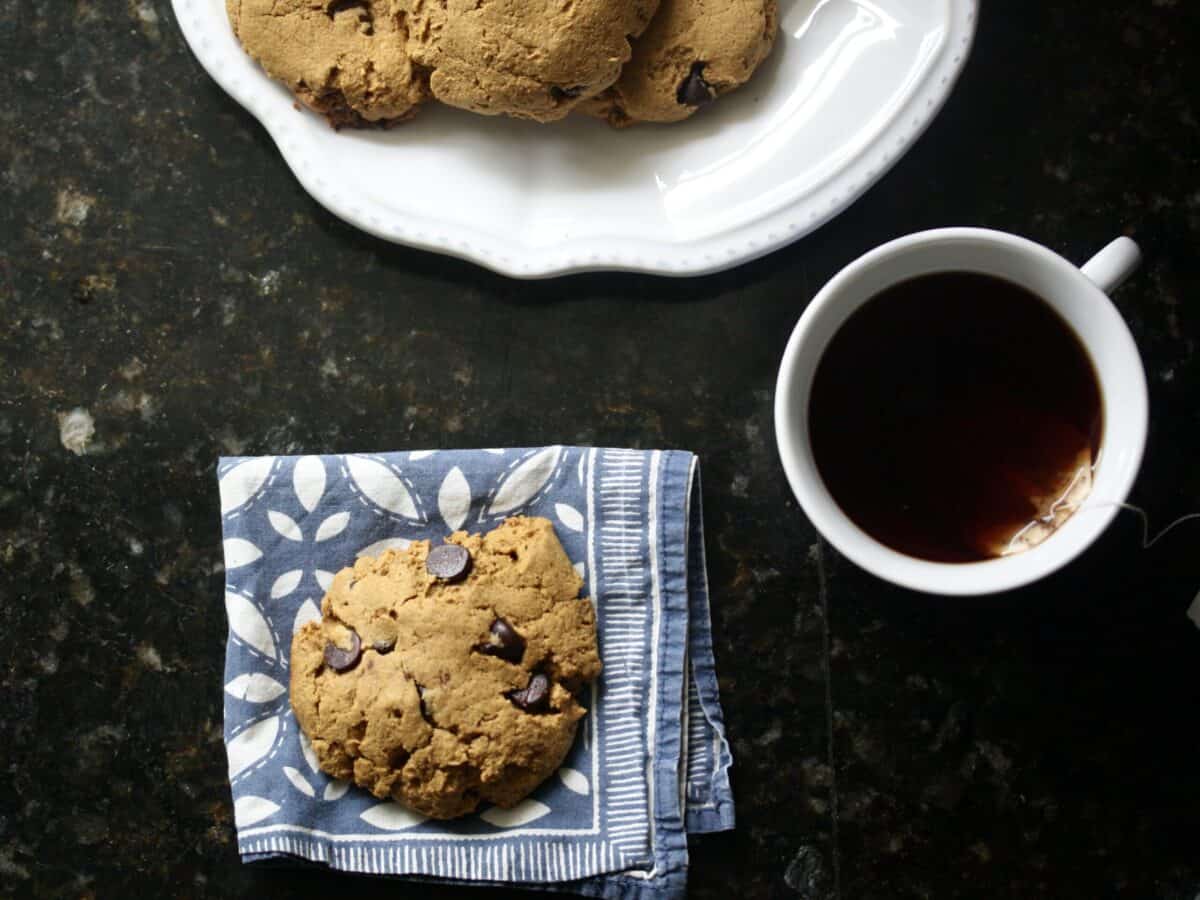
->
217;446;734;899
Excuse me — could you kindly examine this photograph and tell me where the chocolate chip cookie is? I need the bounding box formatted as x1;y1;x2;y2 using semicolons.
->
404;0;661;122
289;516;602;819
227;0;430;128
579;0;777;126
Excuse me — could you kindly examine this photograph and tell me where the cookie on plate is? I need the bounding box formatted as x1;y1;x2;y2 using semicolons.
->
579;0;777;126
404;0;661;122
227;0;430;128
290;516;602;819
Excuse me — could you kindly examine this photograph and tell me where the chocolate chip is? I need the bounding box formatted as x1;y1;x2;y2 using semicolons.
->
416;684;434;724
676;62;714;107
326;0;375;33
478;618;525;663
323;630;362;672
372;636;396;654
327;0;370;21
426;543;471;581
507;672;551;713
550;85;583;101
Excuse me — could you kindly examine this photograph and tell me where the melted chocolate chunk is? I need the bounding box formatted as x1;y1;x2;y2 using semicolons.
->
507;672;551;713
478;617;525;663
372;636;396;654
323;630;362;672
676;62;715;107
327;0;370;20
426;543;471;581
416;684;434;724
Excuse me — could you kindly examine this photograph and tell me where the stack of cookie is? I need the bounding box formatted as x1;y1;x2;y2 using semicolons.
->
226;0;777;128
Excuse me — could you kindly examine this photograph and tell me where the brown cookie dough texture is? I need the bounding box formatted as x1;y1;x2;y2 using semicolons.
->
405;0;660;121
579;0;777;125
289;516;602;819
227;0;430;127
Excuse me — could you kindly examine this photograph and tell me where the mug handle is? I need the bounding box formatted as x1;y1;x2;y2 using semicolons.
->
1080;236;1142;294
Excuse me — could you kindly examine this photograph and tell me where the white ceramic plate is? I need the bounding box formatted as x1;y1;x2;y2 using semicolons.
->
175;0;977;278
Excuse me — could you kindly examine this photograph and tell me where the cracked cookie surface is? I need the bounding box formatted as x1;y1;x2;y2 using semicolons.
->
289;516;602;819
227;0;430;127
403;0;660;122
578;0;777;126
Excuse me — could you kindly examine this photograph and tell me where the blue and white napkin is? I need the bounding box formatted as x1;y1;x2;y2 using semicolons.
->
217;447;734;899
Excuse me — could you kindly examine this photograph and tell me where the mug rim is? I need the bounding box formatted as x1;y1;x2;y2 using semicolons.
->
774;227;1149;595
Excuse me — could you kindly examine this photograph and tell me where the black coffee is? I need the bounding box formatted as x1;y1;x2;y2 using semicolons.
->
808;271;1103;563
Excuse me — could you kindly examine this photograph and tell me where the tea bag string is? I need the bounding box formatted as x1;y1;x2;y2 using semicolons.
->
1063;499;1200;550
1112;504;1200;549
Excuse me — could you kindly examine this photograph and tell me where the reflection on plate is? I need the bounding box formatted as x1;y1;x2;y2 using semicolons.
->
174;0;977;278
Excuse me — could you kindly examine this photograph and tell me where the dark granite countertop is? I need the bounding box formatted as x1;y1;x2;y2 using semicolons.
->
2;1;1199;897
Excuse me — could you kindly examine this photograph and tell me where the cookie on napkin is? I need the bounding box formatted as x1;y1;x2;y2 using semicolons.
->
290;516;603;819
219;447;733;899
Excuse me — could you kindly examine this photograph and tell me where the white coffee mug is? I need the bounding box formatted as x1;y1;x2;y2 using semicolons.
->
774;228;1147;595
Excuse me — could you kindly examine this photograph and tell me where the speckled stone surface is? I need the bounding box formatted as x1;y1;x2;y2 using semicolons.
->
2;1;1199;898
